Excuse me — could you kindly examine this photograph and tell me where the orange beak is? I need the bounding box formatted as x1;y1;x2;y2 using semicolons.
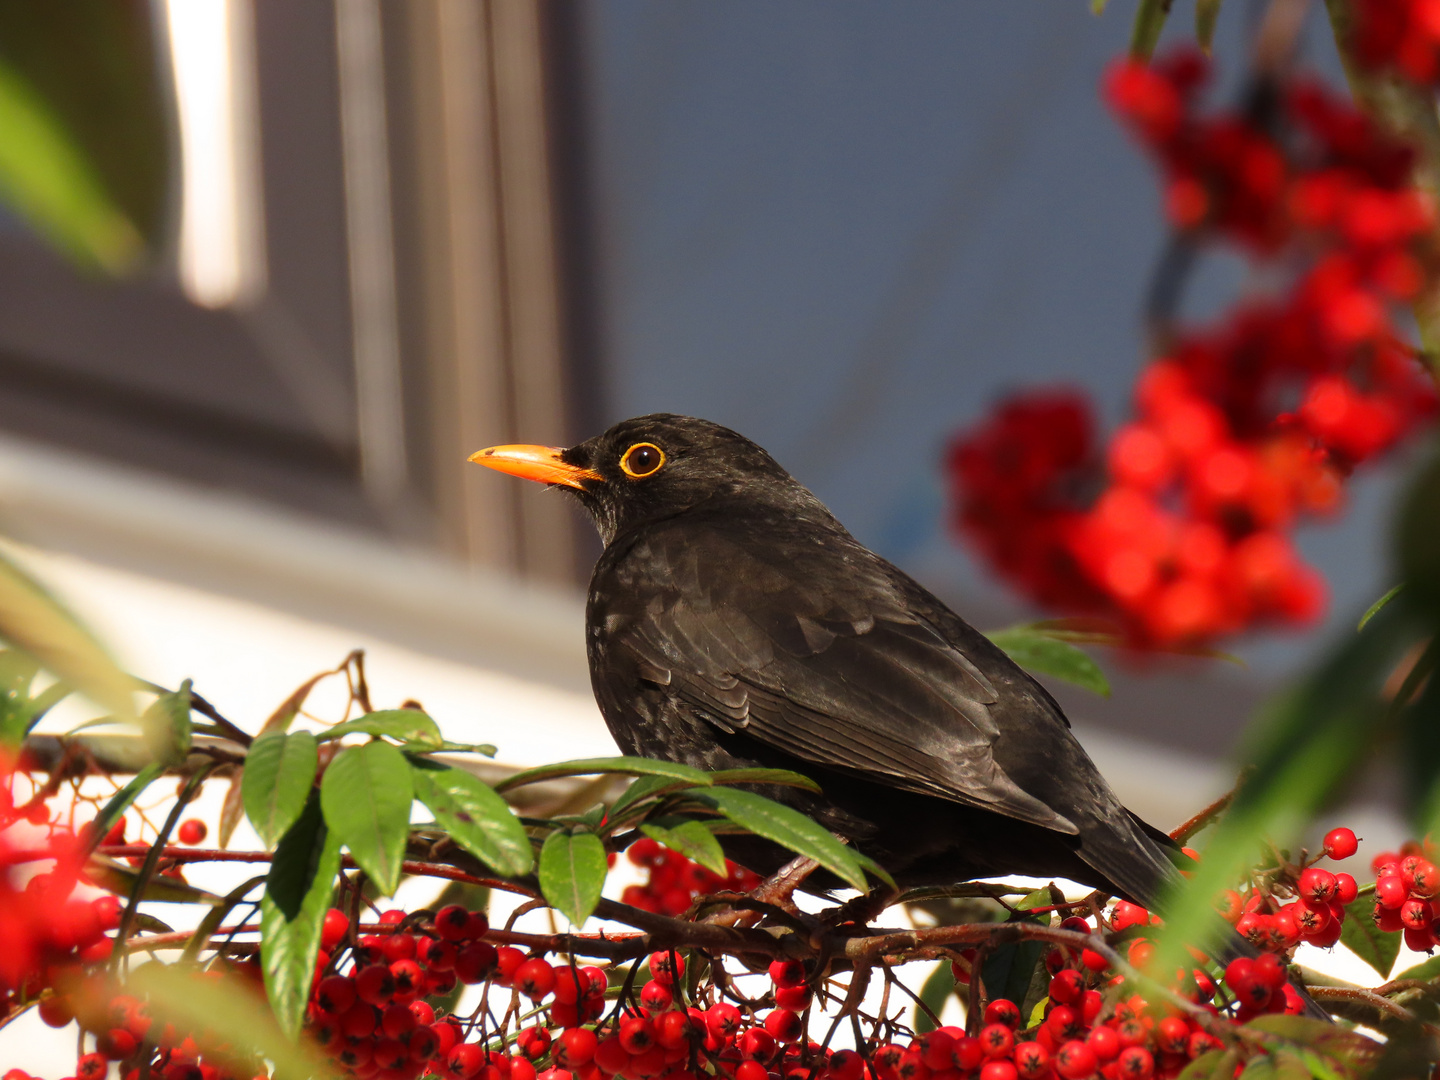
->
468;444;602;490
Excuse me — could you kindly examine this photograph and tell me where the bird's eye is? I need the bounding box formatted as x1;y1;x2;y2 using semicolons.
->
620;442;665;478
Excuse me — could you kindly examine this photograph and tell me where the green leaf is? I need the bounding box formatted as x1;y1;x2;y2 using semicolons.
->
1338;897;1399;983
1129;0;1174;58
1359;584;1404;631
260;791;343;1040
430;740;497;756
321;709;442;749
1176;1049;1234;1080
243;730;319;849
495;756;712;794
608;774;694;820
1394;952;1440;981
182;875;267;962
411;763;532;876
1148;596;1424;979
985;625;1110;697
979;885;1054;1017
640;818;728;876
86;762;162;851
320;741;413;896
687;787;871;892
1195;0;1223;53
538;830;608;927
706;767;823;793
0;56;142;271
0;650;68;746
913;961;955;1035
142;680;192;766
0;548;136;720
1398;452;1440;617
84;857;223;906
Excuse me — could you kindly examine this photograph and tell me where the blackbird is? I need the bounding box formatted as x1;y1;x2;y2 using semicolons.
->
472;413;1190;908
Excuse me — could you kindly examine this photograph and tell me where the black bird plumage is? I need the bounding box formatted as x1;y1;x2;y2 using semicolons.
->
483;413;1189;907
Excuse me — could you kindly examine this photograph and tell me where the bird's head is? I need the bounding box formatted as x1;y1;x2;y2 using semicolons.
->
470;413;800;545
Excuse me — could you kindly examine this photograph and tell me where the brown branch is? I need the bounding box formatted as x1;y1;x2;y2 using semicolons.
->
1309;985;1416;1022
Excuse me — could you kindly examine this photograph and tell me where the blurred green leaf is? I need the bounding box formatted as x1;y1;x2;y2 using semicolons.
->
1359;584;1405;631
411;762;532;876
0;549;135;720
495;756;712;793
986;624;1110;697
132;960;338;1080
687;787;872;892
261;791;343;1041
320;741;412;896
1130;0;1174;59
321;710;442;749
0;650;69;746
538;829;608;927
1150;596;1423;979
707;767;823;793
243;730;319;849
1339;896;1399;981
1176;1049;1236;1080
1195;0;1224;53
913;961;955;1035
1393;952;1440;981
0;58;141;271
142;679;192;766
86;762;162;852
183;875;267;962
640;818;727;876
1398;452;1440;616
85;856;222;906
1400;643;1440;838
0;2;167;264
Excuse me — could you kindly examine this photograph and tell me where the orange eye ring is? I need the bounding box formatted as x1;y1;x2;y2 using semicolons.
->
620;442;665;478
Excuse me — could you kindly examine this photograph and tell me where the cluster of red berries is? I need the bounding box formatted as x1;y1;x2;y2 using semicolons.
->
306;904;511;1080
1351;0;1440;86
619;837;760;917
0;755;127;1012
523;952;826;1080
35;970;271;1080
946;49;1437;646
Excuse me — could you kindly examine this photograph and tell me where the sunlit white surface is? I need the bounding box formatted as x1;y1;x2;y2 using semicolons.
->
166;0;265;308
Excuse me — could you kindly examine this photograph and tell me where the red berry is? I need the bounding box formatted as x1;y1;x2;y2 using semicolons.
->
763;1008;804;1043
1054;1040;1098;1080
514;958;557;1000
1323;827;1358;860
618;1016;656;1054
316;974;357;1014
320;908;350;951
648;950;684;985
435;904;472;941
829;1050;865;1080
705;1003;741;1040
767;958;806;988
984;998;1021;1028
979;1023;1014;1058
1048;969;1084;1005
444;1043;484;1080
1297;867;1338;905
735;1062;769;1080
356;962;396;1005
1015;1043;1049;1080
981;1062;1018;1080
77;1054;108;1080
1335;872;1359;904
177;819;206;845
97;1028;138;1060
38;996;73;1028
495;946;526;984
1116;1046;1153;1080
454;942;499;984
1377;875;1408;908
739;1029;776;1063
555;1028;597;1068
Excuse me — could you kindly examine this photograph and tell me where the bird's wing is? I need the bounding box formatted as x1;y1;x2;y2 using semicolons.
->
599;521;1076;834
